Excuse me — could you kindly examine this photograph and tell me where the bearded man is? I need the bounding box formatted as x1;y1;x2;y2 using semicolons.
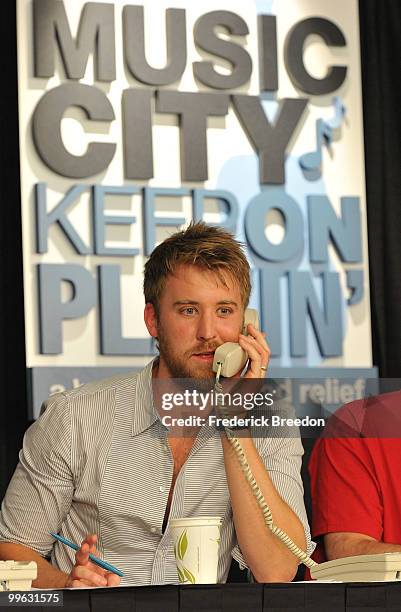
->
0;222;312;587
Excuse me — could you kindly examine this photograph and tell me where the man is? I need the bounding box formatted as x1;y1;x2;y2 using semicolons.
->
0;222;312;588
309;390;401;563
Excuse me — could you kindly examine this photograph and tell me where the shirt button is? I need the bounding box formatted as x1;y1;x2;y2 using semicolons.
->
159;486;165;493
150;527;157;533
163;444;169;452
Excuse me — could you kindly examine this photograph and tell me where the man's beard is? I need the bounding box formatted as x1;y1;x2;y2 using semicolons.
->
156;320;218;381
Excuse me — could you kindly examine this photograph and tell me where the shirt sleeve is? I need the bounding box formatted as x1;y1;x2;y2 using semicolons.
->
309;437;383;541
0;393;74;557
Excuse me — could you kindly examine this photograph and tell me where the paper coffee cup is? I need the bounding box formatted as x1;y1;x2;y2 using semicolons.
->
170;516;222;584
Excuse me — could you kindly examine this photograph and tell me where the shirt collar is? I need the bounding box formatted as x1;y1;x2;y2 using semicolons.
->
131;357;160;437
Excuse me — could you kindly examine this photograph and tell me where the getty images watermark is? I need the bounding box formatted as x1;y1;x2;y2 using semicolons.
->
161;388;274;411
157;385;326;432
151;377;400;437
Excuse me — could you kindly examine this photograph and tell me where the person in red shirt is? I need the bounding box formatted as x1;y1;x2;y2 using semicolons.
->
308;390;401;563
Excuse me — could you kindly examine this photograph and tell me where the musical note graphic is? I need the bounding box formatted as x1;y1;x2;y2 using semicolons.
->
299;97;346;181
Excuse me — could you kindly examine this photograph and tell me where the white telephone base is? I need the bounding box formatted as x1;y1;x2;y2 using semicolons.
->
0;560;37;591
310;552;401;582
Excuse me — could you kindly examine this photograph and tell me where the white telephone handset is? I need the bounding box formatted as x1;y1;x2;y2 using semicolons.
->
212;308;260;378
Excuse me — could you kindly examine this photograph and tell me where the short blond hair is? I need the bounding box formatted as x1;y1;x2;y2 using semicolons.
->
143;222;251;313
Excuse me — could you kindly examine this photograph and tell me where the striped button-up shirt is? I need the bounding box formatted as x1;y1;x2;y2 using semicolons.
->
0;360;312;584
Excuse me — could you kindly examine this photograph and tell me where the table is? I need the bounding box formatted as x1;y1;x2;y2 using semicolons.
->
14;582;401;612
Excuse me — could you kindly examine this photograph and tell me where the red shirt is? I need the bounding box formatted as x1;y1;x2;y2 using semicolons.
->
308;391;401;565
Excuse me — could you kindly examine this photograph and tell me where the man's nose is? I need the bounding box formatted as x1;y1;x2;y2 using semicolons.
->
196;313;217;342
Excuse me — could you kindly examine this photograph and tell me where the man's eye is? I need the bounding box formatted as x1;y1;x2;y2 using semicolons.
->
218;307;233;316
181;307;197;315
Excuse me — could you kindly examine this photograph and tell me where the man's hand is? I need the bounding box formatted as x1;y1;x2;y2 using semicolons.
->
238;323;270;379
65;534;121;588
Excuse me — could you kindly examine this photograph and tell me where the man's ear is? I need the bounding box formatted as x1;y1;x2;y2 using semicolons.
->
144;303;158;338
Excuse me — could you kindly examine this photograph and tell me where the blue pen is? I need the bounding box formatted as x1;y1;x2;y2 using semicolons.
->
50;532;124;578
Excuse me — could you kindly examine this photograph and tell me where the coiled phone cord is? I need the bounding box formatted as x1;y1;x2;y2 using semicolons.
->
214;365;317;569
